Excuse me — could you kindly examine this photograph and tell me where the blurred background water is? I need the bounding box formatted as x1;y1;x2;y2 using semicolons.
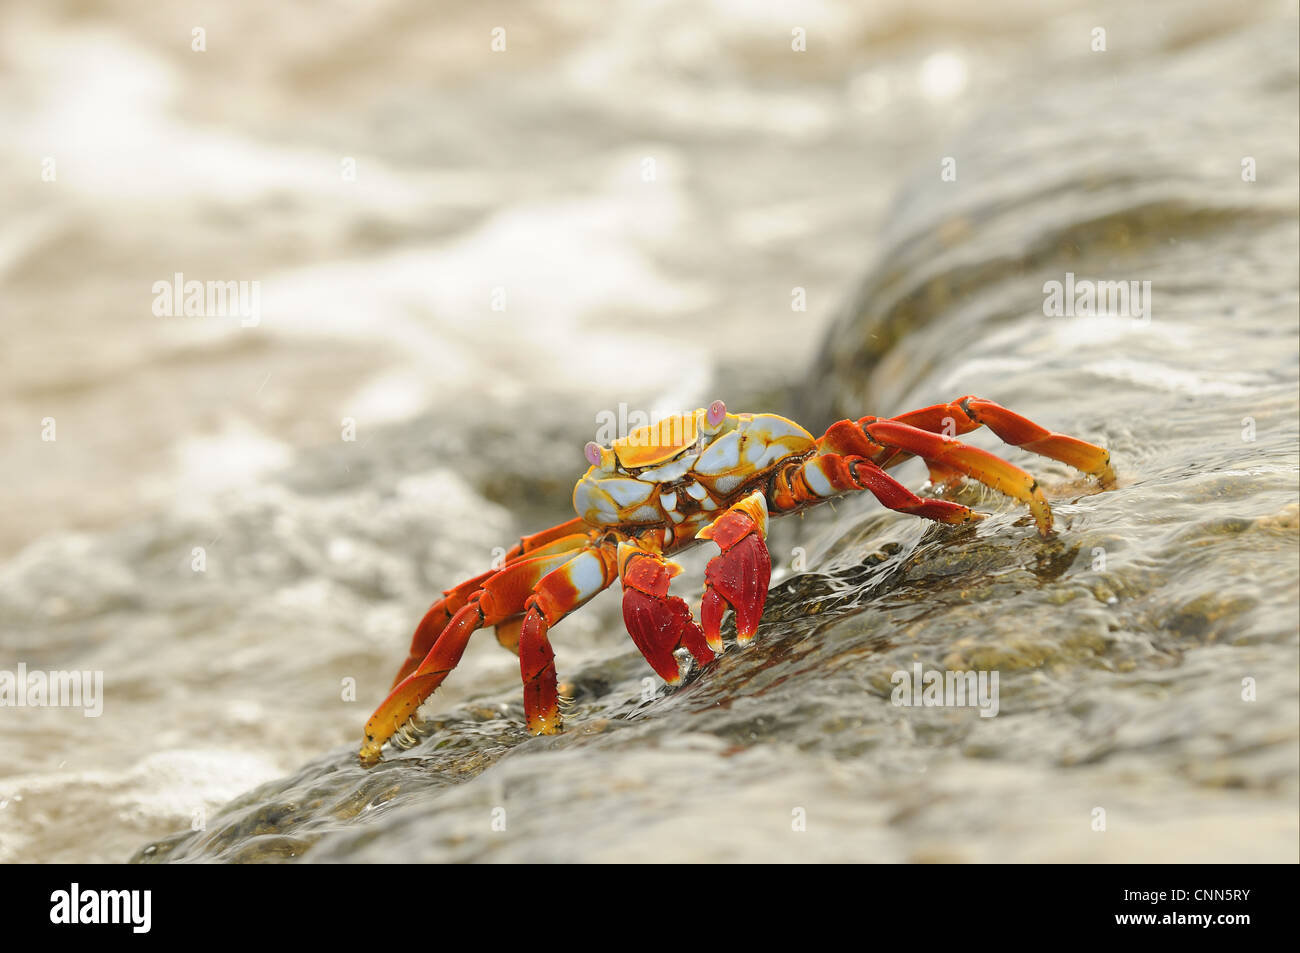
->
0;0;1296;863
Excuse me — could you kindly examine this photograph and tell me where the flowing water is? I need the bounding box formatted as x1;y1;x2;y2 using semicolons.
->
0;1;1295;863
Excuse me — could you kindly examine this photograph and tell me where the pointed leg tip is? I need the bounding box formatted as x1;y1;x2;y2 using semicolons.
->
689;646;717;666
527;713;564;735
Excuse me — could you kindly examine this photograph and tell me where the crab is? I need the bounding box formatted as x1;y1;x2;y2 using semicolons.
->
360;396;1114;765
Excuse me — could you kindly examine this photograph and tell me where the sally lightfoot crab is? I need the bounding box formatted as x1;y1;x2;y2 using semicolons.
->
359;397;1114;765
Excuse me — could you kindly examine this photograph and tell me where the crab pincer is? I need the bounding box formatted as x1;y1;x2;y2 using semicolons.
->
698;491;771;648
618;545;715;684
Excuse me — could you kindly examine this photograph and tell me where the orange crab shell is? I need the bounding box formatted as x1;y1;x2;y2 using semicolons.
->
612;413;701;468
573;409;818;530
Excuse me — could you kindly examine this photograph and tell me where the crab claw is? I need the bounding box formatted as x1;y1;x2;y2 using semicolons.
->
618;544;714;684
698;491;771;648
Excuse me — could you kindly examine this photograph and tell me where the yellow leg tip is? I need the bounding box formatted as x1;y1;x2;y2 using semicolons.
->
527;713;564;735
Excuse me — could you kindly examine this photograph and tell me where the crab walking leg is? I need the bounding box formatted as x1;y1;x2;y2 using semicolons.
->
389;569;492;689
389;530;591;687
518;546;619;735
618;543;716;684
954;397;1114;483
500;517;593;564
849;460;985;525
361;549;582;764
864;420;1055;535
768;440;982;532
863;396;1115;486
488;521;594;659
494;616;524;655
697;491;772;648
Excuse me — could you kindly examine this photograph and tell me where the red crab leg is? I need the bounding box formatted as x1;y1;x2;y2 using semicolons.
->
361;548;581;765
518;545;619;735
494;616;524;655
697;491;772;648
389;529;591;687
501;517;592;563
850;460;982;525
863;396;1114;486
864;420;1055;535
813;416;1045;530
618;543;716;684
389;569;493;690
771;446;981;528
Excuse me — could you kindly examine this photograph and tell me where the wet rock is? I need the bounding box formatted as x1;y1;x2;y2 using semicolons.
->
135;18;1297;863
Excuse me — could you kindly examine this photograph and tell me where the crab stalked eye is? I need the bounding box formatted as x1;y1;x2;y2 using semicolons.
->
584;441;603;467
707;400;726;427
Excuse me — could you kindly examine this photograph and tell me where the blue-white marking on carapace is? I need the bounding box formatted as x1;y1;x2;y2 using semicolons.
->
711;472;745;496
601;478;654;507
695;431;742;474
639;454;699;483
742;414;814;443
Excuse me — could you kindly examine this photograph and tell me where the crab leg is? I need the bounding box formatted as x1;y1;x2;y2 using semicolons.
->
773;446;982;526
697;491;772;648
494;616;524;655
864;396;1114;486
500;517;592;563
518;545;619;735
618;543;716;684
388;569;493;689
849;460;984;525
802;416;1039;527
388;527;591;687
361;548;583;764
864;420;1055;535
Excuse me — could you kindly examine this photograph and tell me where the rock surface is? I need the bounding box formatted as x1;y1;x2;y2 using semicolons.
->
131;16;1298;863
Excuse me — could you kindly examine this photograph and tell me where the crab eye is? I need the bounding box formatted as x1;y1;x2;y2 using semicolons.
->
584;441;603;467
707;400;726;427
